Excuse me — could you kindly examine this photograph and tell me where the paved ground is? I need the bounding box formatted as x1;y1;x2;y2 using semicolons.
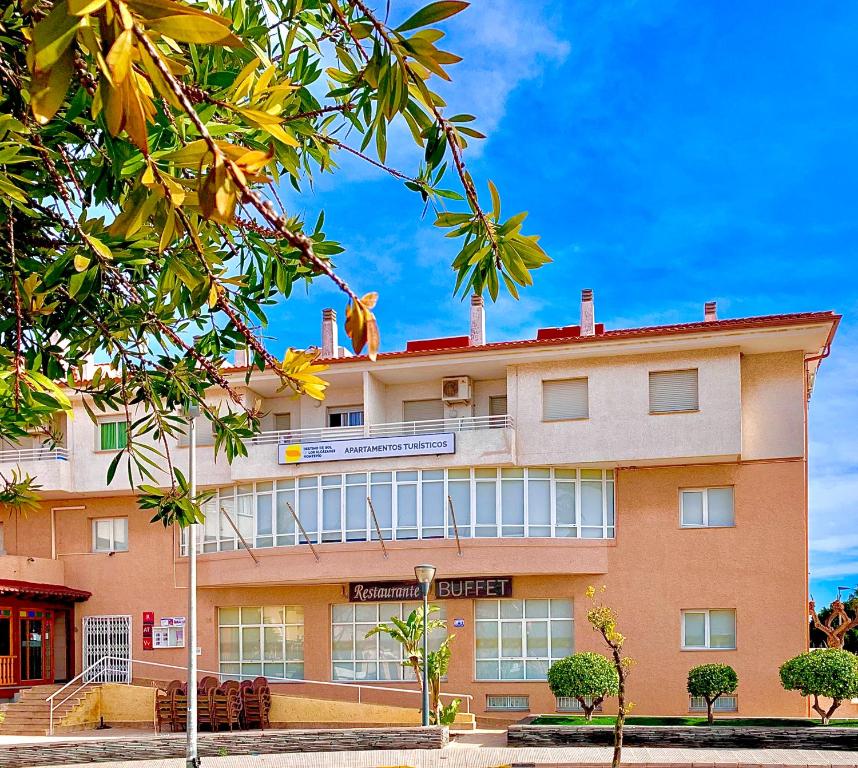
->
4;729;858;767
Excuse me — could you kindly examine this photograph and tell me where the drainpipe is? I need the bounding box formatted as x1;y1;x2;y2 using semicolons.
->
50;506;86;560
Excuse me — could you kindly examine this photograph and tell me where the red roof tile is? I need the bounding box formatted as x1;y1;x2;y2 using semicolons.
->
315;310;840;364
0;579;91;602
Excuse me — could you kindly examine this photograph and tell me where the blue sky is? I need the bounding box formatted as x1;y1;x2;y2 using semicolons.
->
269;0;858;601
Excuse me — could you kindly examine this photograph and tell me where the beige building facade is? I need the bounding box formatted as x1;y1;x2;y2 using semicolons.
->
0;293;839;720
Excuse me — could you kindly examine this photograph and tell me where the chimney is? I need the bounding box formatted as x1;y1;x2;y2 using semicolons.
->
322;308;339;358
580;289;595;337
704;301;717;322
469;294;485;346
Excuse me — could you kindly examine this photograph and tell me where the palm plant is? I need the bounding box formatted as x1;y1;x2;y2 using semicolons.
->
365;605;446;701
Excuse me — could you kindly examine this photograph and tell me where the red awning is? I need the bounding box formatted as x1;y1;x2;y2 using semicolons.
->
0;579;91;602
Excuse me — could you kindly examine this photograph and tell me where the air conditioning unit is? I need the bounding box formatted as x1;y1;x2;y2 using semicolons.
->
442;376;472;403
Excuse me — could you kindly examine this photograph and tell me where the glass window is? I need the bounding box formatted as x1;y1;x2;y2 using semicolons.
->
682;609;736;650
182;469;618;555
331;602;447;681
475;599;573;680
91;517;128;552
219;605;304;681
98;420;127;451
328;407;364;428
681;487;734;527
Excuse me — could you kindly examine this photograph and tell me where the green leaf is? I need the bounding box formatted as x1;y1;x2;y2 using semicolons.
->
396;1;469;33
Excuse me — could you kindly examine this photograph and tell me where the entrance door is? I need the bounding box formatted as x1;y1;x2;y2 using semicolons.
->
53;612;68;681
19;610;53;683
82;615;132;683
0;608;13;685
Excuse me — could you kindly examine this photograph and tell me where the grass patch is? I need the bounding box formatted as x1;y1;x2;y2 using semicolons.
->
529;715;858;728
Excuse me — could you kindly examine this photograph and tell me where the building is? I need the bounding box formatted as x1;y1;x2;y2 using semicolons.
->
0;292;839;720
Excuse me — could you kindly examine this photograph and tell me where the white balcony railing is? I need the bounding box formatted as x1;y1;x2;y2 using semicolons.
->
0;446;70;463
251;414;514;446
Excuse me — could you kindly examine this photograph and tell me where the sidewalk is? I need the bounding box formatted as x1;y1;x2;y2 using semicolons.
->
3;729;858;768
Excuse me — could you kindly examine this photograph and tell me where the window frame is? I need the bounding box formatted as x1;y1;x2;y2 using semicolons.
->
541;377;589;422
91;517;129;553
681;609;737;651
648;368;699;415
474;598;574;681
679;486;735;528
217;605;304;682
330;601;447;682
327;406;364;428
96;418;128;452
689;694;738;713
179;468;617;555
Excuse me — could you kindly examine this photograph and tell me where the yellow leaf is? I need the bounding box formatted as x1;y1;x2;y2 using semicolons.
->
198;157;236;224
234;146;274;174
29;1;82;73
68;0;107;14
208;282;219;308
73;253;90;271
147;15;243;46
30;47;74;124
106;29;134;84
158;209;176;252
84;234;113;260
230;57;259;100
260;122;299;148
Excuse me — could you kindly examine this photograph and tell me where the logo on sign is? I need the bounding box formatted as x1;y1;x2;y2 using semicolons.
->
453;618;465;628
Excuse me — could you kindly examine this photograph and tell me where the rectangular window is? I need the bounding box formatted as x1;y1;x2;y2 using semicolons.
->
689;695;738;712
98;419;127;451
403;399;444;423
218;606;304;681
274;413;292;432
486;695;529;711
681;487;734;527
543;379;588;421
682;609;736;650
475;599;573;680
92;517;128;552
488;395;508;417
328;407;364;428
180;469;617;555
649;369;699;413
331;602;447;681
556;696;603;713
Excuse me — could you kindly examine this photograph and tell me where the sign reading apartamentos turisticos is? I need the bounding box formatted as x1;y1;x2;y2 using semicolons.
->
278;432;455;464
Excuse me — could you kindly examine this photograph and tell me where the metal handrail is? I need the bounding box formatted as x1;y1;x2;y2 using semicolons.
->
252;414;513;445
125;656;472;712
0;446;70;463
47;655;127;734
49;653;473;731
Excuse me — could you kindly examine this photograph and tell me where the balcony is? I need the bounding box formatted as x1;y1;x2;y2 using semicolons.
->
232;415;515;480
0;446;73;495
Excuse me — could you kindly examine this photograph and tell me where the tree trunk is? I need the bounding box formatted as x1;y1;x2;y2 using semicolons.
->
612;651;625;768
582;700;594;722
811;695;841;725
706;696;714;725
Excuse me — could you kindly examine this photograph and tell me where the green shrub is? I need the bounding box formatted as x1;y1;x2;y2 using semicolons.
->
547;652;619;721
687;664;738;724
780;649;858;724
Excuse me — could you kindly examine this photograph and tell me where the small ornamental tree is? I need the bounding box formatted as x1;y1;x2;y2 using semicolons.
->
548;652;619;721
779;649;858;724
686;664;738;724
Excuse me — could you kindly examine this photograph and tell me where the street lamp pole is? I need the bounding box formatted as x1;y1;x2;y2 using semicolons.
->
184;405;200;768
414;564;436;727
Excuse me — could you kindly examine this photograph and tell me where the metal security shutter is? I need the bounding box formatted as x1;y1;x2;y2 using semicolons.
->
488;395;508;416
403;399;444;422
542;378;588;420
649;369;699;413
82;615;132;683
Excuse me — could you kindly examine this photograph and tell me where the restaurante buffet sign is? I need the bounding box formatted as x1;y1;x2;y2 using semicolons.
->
349;577;514;603
278;432;455;464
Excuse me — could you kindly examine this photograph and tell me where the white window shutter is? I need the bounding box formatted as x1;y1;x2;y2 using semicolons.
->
543;379;588;421
489;395;508;416
403;399;444;422
649;369;698;413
